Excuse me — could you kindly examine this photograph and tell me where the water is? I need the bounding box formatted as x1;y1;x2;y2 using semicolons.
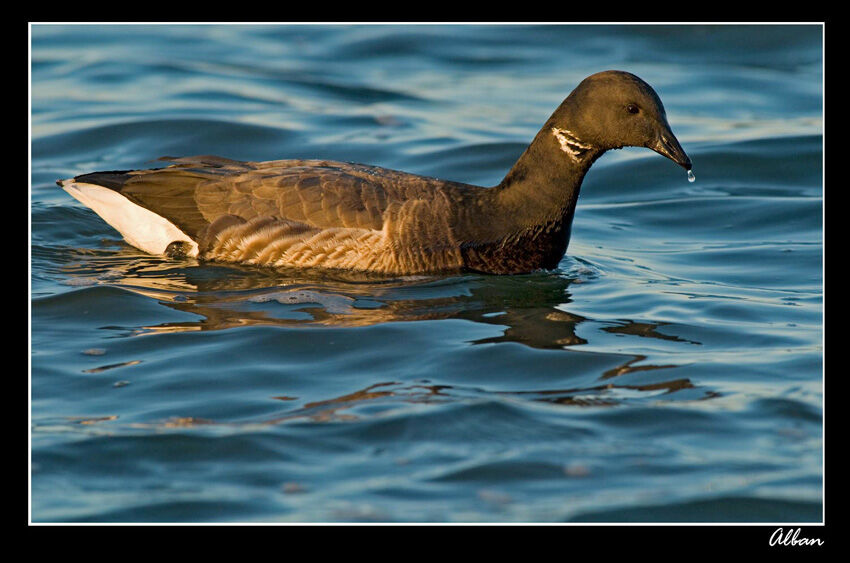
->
30;24;823;523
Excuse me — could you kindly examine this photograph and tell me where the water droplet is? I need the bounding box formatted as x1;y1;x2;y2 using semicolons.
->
687;169;696;183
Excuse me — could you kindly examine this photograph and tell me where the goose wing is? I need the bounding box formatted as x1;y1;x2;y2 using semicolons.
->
74;156;455;241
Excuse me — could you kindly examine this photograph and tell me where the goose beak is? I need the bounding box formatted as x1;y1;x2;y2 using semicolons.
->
650;130;691;171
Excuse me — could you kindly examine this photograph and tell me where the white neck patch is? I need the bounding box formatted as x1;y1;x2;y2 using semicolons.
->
551;127;593;161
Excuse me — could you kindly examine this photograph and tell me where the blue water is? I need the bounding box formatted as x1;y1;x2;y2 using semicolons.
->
30;24;823;523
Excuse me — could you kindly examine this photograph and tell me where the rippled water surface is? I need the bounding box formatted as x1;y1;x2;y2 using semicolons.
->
30;24;823;523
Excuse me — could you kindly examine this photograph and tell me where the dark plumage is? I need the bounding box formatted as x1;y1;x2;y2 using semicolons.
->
59;70;691;275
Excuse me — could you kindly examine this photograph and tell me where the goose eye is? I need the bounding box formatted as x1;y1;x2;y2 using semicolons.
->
626;104;639;114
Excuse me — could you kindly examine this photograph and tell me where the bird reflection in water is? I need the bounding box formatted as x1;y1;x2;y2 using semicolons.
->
61;251;716;427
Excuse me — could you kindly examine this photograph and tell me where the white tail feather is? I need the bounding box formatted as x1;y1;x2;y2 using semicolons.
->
61;181;198;257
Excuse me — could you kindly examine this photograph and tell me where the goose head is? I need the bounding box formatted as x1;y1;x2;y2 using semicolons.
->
548;70;692;171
